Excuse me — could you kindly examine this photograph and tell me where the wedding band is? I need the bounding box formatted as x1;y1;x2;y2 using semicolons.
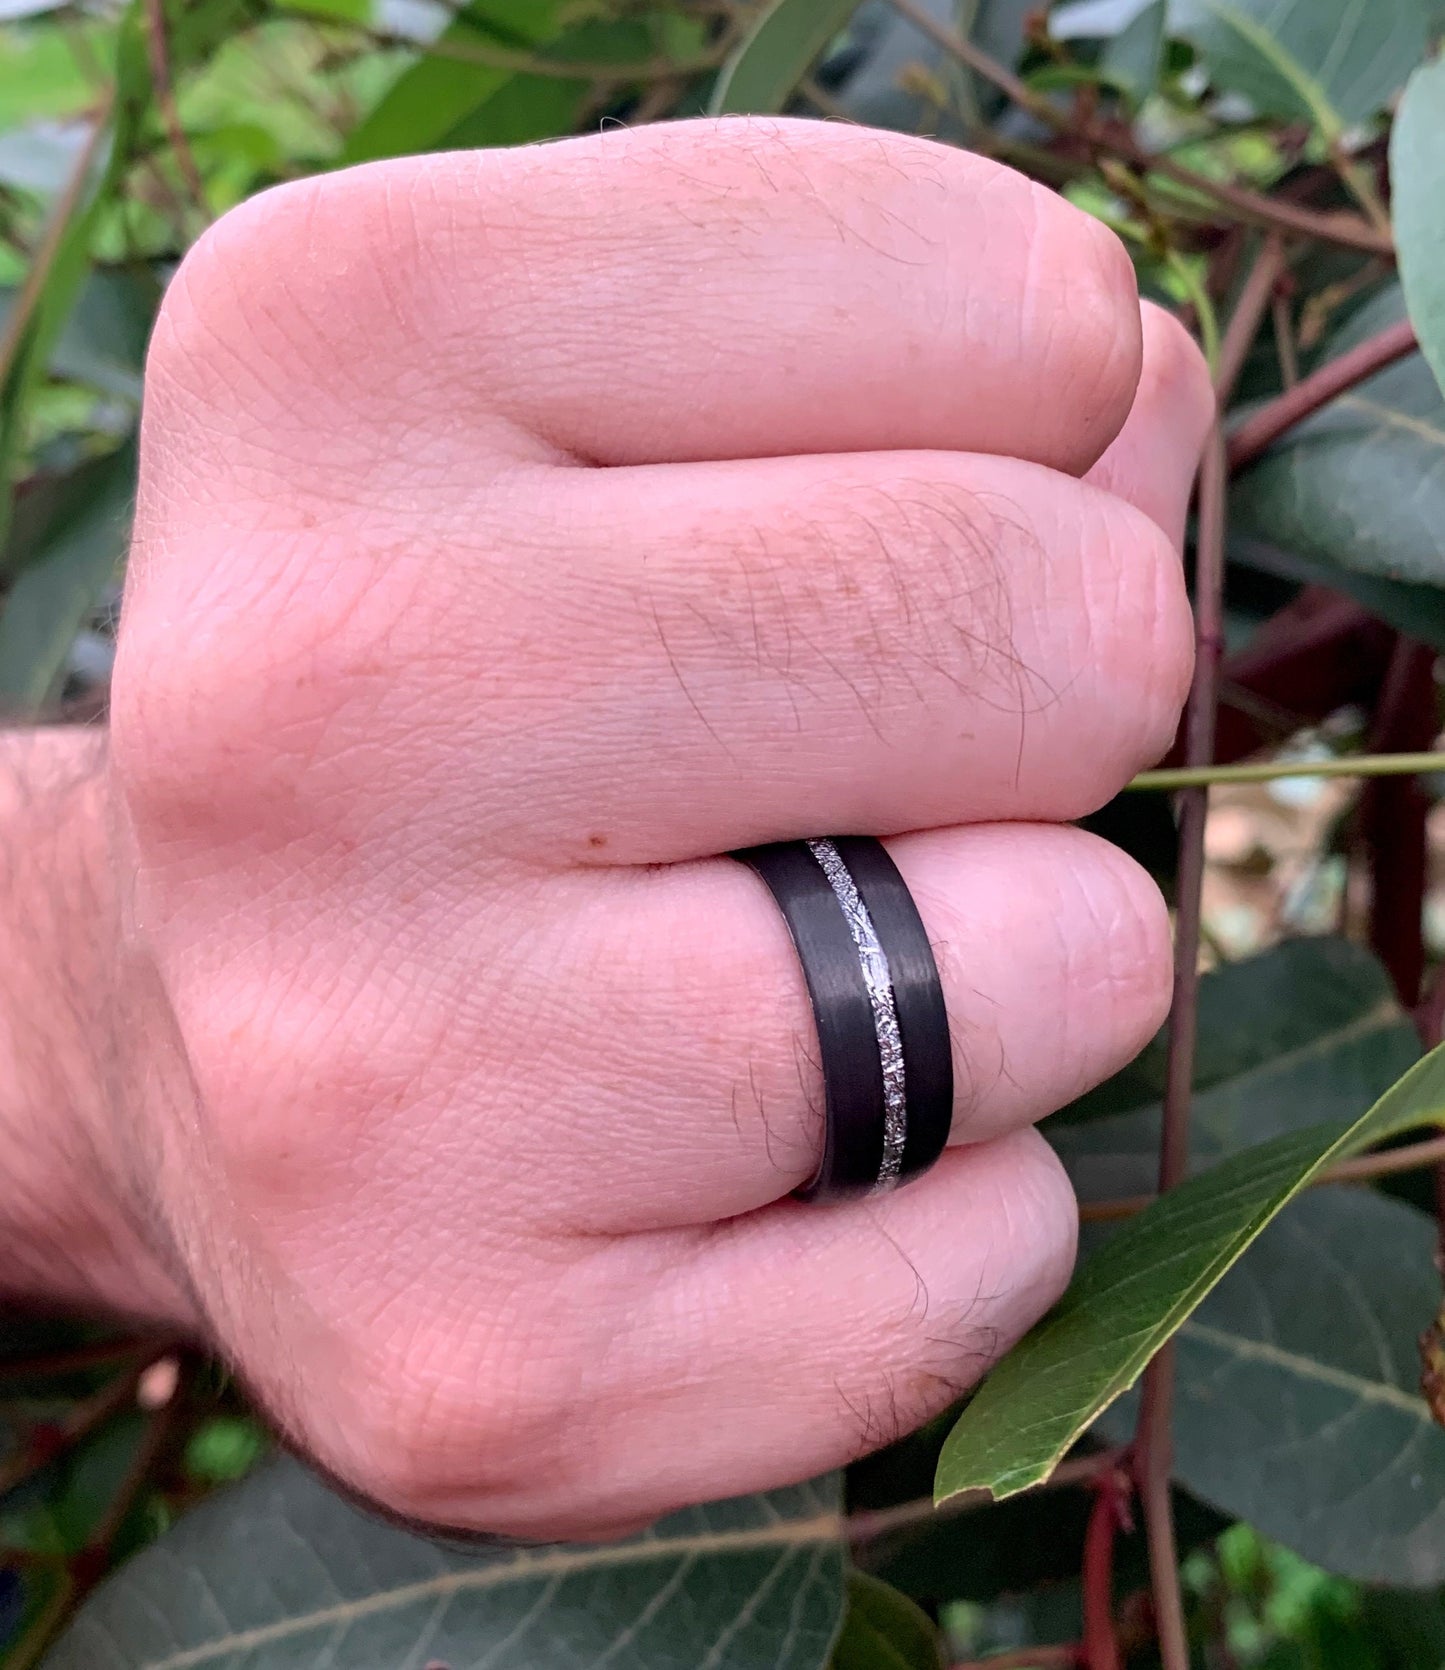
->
733;837;952;1204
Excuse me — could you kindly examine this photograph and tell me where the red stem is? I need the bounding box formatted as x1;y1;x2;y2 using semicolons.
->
1227;318;1418;471
1082;1471;1126;1670
1362;639;1436;1007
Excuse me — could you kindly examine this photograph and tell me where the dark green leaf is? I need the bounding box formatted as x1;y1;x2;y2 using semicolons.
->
1098;1188;1445;1584
1231;286;1445;588
1229;533;1445;653
1170;0;1428;130
43;1458;846;1670
1101;0;1166;102
710;0;866;114
830;1573;943;1670
341;2;566;164
0;439;134;708
1392;54;1445;402
1061;936;1410;1128
934;1040;1445;1505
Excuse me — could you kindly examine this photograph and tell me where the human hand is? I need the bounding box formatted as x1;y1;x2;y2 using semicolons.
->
98;117;1211;1540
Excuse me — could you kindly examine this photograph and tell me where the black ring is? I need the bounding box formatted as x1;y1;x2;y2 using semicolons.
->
733;836;953;1204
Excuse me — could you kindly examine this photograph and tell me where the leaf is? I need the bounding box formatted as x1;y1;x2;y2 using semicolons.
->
42;1458;846;1670
830;1573;944;1670
1096;1188;1445;1584
1169;0;1429;129
1229;531;1445;652
0;439;134;708
1061;936;1411;1128
1230;285;1445;588
1392;54;1445;403
934;1038;1445;1505
710;0;866;114
1100;0;1167;102
340;1;566;164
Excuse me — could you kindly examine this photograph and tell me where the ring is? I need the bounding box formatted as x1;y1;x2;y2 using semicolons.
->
733;837;953;1204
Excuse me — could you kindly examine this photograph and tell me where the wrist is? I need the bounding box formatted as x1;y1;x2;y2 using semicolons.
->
0;726;196;1328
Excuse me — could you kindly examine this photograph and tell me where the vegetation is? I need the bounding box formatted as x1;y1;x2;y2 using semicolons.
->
7;0;1445;1665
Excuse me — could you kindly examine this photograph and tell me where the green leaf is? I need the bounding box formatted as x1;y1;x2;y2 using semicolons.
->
1061;936;1411;1129
1392;54;1445;403
1230;285;1445;588
43;1458;846;1670
1097;1188;1445;1583
1169;0;1428;129
1101;0;1166;103
710;0;866;114
934;1038;1445;1505
1229;532;1445;653
0;439;134;708
341;1;565;164
830;1573;944;1670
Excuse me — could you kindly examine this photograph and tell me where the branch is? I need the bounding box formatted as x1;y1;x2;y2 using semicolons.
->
1129;750;1445;792
0;102;112;395
1214;234;1287;402
0;1333;178;1381
1125;237;1273;1670
847;1449;1116;1543
1131;426;1228;1670
0;1362;147;1497
1081;1133;1445;1225
142;0;208;220
1081;1470;1127;1670
1227;317;1418;471
885;0;1392;256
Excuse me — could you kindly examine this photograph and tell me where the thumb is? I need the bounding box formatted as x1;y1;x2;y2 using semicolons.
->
1085;301;1215;549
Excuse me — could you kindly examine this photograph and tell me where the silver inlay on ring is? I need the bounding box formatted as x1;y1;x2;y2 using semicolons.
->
805;839;906;1187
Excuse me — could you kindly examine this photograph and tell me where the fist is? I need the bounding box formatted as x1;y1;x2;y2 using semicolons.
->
108;118;1211;1539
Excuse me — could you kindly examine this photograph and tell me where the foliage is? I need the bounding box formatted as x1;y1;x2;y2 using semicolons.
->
5;0;1445;1667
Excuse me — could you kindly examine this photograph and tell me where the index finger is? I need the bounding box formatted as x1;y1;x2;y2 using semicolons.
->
157;117;1143;475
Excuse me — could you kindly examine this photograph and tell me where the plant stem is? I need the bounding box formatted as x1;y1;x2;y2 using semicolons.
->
1214;233;1287;400
1130;310;1238;1666
0;100;112;395
142;0;209;223
1362;640;1435;1006
1227;317;1418;471
1081;1470;1125;1670
885;0;1392;256
1131;448;1229;1670
0;1362;146;1497
1080;1133;1445;1225
846;1449;1116;1543
0;1333;177;1381
1128;750;1445;791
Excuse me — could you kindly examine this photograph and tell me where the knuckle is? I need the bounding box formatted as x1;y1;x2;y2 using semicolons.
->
336;1317;587;1526
1059;832;1174;1046
1084;493;1194;781
1024;190;1143;467
1139;300;1216;436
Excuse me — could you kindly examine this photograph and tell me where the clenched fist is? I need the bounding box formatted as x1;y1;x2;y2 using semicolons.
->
5;117;1212;1541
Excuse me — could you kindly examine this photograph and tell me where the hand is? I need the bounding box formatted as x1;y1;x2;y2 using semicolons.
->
90;117;1209;1539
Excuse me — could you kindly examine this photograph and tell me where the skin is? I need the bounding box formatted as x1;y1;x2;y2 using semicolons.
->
0;117;1213;1542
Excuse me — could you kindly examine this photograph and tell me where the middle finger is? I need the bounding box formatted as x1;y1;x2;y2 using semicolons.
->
409;448;1195;864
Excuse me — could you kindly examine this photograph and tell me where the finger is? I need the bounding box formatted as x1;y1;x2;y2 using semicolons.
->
152;117;1142;476
423;822;1170;1234
356;1131;1077;1540
408;444;1199;863
1086;301;1215;542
